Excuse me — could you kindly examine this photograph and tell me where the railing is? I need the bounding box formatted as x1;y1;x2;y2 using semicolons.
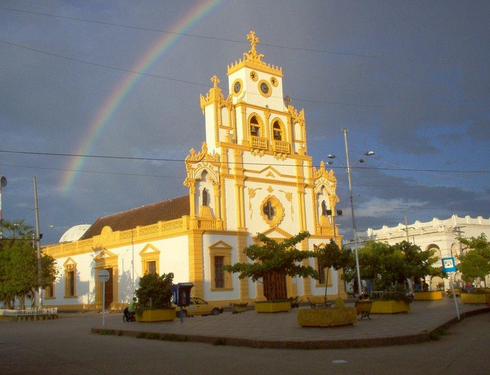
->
273;140;290;153
250;136;268;150
0;307;58;317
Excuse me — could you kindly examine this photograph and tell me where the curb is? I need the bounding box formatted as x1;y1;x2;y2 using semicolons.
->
92;307;490;350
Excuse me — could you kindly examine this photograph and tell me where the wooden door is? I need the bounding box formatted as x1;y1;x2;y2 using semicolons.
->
104;268;113;309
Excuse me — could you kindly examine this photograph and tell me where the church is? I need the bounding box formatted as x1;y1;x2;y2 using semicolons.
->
43;32;344;311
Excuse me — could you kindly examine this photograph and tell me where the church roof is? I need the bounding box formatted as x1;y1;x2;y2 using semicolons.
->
80;195;189;240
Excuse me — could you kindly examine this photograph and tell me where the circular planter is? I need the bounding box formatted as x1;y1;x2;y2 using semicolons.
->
461;293;490;304
414;291;443;301
255;300;291;313
297;307;357;327
370;300;410;314
136;308;176;322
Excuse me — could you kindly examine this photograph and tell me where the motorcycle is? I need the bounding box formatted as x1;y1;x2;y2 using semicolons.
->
123;307;136;322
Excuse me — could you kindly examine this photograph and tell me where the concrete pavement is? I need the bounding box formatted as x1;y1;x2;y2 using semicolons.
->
92;297;490;349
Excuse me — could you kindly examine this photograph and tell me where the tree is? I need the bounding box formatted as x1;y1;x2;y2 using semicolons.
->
224;232;318;300
0;219;57;308
457;234;490;287
135;272;174;309
314;240;351;305
346;241;440;292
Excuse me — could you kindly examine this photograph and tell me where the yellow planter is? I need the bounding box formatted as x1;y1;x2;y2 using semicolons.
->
297;307;357;327
461;293;490;304
414;291;443;301
136;308;176;322
371;300;410;314
255;300;291;313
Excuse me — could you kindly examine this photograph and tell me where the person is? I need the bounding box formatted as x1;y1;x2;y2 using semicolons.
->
128;297;136;313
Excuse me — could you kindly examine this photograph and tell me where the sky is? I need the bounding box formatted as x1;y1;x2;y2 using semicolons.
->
1;0;489;245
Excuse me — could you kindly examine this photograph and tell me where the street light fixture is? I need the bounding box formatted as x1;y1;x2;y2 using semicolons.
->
328;129;374;295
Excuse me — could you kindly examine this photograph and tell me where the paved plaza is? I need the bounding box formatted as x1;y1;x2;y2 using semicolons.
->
1;298;490;375
94;298;489;349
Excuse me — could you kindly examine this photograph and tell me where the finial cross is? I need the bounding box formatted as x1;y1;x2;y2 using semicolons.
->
247;30;260;56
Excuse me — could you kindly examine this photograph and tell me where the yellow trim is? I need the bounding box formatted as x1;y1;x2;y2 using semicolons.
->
94;249;119;310
236;232;249;301
259;195;285;227
250;70;258;81
188;230;204;298
209;241;233;290
139;244;160;275
232;78;243;96
270;76;278;87
258;80;272;98
63;257;77;298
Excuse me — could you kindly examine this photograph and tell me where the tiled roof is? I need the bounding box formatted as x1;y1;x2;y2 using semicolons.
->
80;195;189;240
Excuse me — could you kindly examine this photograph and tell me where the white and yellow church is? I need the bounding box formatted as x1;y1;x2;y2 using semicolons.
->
43;32;345;311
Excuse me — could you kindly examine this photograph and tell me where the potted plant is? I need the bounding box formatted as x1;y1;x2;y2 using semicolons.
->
224;232;318;313
296;241;357;327
134;272;176;322
458;235;490;304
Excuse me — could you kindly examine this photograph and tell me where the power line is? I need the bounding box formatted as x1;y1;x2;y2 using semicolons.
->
0;39;210;89
0;38;405;110
1;149;489;174
0;5;486;69
2;37;486;111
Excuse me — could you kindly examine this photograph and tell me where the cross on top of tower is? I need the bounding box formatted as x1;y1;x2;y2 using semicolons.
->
243;30;264;62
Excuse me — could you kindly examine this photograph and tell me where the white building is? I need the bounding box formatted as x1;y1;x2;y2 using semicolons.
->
359;215;490;289
43;32;344;311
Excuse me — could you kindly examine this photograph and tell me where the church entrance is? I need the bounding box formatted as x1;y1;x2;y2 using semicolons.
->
263;272;287;300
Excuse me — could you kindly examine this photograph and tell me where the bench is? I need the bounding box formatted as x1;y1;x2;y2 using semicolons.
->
289;296;302;309
355;300;373;320
230;302;248;314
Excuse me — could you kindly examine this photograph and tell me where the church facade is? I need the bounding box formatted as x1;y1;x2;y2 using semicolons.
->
43;32;344;311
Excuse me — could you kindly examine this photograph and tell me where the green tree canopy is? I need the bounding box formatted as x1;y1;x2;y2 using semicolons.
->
135;272;174;309
314;240;351;303
346;241;440;291
457;234;490;286
224;232;318;300
0;219;57;309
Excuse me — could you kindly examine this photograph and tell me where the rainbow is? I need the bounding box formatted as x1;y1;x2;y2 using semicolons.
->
60;0;226;194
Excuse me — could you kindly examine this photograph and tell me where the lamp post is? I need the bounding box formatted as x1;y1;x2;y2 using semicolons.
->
328;128;374;295
33;177;43;308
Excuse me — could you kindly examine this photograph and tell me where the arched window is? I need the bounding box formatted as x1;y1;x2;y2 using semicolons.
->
272;121;282;140
250;116;260;136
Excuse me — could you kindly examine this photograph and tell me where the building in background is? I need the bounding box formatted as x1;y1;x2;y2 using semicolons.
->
359;215;490;290
43;32;343;311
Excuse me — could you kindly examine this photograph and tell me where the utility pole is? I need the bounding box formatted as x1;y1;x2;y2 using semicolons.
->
33;177;43;308
342;128;363;295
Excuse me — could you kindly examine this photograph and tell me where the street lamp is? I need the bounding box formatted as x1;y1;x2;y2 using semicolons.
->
328;129;374;295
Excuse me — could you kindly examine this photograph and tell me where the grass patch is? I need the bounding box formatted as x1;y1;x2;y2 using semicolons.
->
146;332;160;340
98;329;116;336
136;332;146;339
159;333;188;342
429;328;448;341
212;338;227;346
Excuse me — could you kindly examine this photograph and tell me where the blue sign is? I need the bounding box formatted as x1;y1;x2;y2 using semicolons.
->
442;257;457;272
